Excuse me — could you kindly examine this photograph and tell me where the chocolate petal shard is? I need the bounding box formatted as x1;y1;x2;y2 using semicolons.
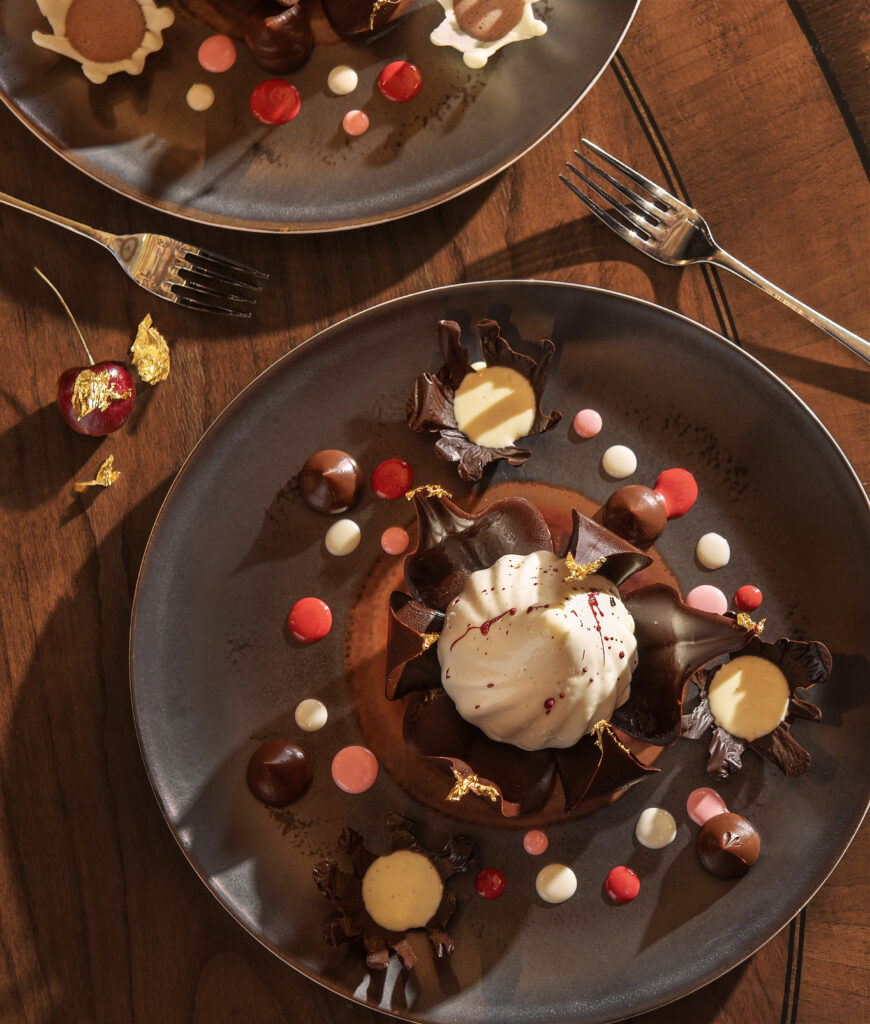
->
707;725;747;779
463;733;556;815
434;428;532;482
681;688;715;739
385;592;444;699
406;372;457;433
749;722;812;777
436;320;472;390
404;491;552;612
402;689;477;761
740;634;831;693
612;585;752;746
554;723;657;813
563;509;652;587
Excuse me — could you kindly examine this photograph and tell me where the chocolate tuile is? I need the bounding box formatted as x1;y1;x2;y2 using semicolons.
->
385;593;444;699
563;508;652;586
554;723;657;812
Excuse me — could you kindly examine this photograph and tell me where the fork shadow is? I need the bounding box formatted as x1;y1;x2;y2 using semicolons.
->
746;341;870;402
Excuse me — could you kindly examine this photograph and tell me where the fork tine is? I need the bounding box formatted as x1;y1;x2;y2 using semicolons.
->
187;246;269;280
580;138;678;208
558;174;647;249
172;276;257;306
171;288;254;318
564;162;652;237
181;258;264;292
572;151;663;221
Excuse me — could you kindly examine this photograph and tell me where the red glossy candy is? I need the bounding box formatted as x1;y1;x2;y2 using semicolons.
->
605;865;640;903
653;467;698;518
250;79;301;125
288;597;332;642
377;61;423;102
475;867;506;900
734;585;763;612
371;458;413;499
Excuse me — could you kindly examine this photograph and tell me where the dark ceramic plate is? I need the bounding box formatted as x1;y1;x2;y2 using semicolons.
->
0;1;637;232
130;281;870;1023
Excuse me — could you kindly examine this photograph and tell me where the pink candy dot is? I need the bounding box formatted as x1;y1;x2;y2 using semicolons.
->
523;830;549;855
686;787;728;826
288;597;332;643
198;35;237;73
573;409;602;438
734;585;763;612
331;745;379;794
342;109;370;136
381;526;409;555
250;80;301;125
685;585;728;615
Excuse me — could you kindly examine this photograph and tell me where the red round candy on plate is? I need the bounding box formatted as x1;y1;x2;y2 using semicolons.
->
653;467;698;518
288;597;332;642
371;458;413;499
605;865;640;903
250;79;301;125
377;61;423;102
734;585;763;611
475;867;506;900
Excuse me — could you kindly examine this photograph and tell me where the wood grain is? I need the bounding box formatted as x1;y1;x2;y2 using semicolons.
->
0;1;867;1022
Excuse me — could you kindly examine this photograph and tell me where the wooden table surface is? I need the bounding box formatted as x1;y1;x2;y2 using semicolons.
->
1;1;867;1022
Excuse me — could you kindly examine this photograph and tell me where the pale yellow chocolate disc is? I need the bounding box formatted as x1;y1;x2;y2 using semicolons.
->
361;850;443;932
453;365;535;447
707;655;790;741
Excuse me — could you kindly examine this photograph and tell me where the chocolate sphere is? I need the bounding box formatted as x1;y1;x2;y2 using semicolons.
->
697;812;761;878
603;485;667;548
299;449;364;514
247;741;311;804
245;1;314;73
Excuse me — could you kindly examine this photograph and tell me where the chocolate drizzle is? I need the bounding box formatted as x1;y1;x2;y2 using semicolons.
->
407;319;561;481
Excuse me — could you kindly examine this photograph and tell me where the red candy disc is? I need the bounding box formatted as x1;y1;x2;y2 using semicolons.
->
734;585;763;612
475;867;506;900
371;458;413;499
377;61;423;102
605;865;640;903
653;467;698;518
288;597;332;643
250;79;301;125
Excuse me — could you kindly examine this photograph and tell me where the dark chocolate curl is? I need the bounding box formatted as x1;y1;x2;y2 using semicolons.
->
403;492;552;612
749;722;812;777
612;585;751;745
554;723;657;812
681;691;715;739
707;726;747;778
385;593;444;699
435;429;532;481
741;634;831;692
563;509;652;586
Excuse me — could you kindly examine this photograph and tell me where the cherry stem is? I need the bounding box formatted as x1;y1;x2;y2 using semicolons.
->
34;266;94;366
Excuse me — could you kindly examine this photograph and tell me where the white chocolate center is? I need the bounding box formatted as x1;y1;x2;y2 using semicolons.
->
707;655;790;741
362;850;443;932
452;365;535;448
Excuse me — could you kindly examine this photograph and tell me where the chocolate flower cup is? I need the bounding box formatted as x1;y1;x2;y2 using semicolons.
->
682;633;830;778
407;319;562;481
313;813;473;969
385;492;755;816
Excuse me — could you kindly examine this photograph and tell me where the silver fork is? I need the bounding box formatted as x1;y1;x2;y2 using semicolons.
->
560;139;870;365
0;190;267;318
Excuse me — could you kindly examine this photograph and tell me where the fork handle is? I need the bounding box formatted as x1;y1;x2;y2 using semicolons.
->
0;190;114;248
711;248;870;365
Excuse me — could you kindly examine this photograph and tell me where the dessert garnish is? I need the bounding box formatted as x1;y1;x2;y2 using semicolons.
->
572;408;603;438
324;518;361;556
603;485;667;549
696;531;730;569
523;829;548;855
130;314;170;384
322;0;415;37
686;787;727;826
696;811;760;878
250;79;302;125
734;584;763;612
331;745;379;793
247;740;311;804
430;0;547;69
32;0;175;84
313;813;473;969
385;491;754;816
371;458;413;499
381;526;410;555
377;61;423;103
294;698;328;732
74;455;121;493
601;444;637;479
685;585;728;615
35;268;137;437
244;1;314;74
634;807;676;849
299;449;364;514
605;865;640;903
288;596;332;642
407;319;561;481
475;867;506;899
681;634;829;778
653;468;698;518
535;863;576;904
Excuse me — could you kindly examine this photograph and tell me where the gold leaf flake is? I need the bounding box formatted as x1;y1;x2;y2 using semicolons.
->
420;632;440;652
130;314;170;384
563;553;606;583
405;484;453;501
71;369;133;419
736;612;766;635
74;455;121;493
445;770;499;804
369;0;399;30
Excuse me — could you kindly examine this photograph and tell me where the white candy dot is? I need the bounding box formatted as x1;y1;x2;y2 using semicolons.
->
325;518;361;556
295;698;328;732
635;807;677;849
186;83;215;111
328;65;358;95
696;532;731;569
601;444;637;479
535;863;577;904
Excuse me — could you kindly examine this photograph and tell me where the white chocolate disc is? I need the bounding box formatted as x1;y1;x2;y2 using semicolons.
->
535;863;577;904
601;445;637;479
696;532;730;569
294;698;327;732
186;83;214;111
635;807;677;849
453;365;536;447
362;850;444;931
325;518;361;556
327;65;358;95
707;655;790;741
